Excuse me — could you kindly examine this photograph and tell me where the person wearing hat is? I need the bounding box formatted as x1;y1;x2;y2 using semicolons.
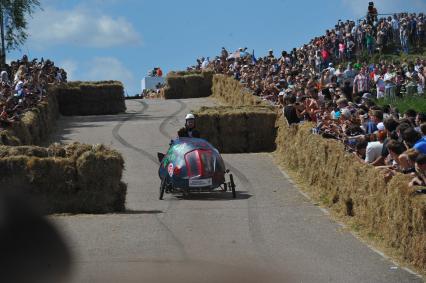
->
177;113;200;138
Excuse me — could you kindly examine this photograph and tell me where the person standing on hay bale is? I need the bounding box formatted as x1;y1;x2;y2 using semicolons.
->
177;113;201;138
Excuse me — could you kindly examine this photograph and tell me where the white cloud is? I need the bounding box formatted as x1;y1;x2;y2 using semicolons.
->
85;57;135;91
342;0;426;17
28;6;142;48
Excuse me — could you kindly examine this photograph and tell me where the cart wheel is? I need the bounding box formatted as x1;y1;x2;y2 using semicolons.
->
229;174;236;198
159;177;166;200
182;188;190;198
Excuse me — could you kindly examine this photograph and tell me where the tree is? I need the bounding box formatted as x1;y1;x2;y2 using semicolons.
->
0;0;41;68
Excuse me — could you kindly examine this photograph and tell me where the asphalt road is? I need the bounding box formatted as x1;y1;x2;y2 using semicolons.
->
50;98;423;283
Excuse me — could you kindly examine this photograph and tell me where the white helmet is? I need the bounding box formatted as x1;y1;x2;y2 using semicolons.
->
185;113;195;120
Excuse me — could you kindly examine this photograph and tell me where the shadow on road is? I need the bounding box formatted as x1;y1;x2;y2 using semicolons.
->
174;191;252;201
121;210;163;215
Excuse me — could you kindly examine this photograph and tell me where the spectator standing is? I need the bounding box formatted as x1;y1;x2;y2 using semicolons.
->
391;14;400;43
374;69;385;99
384;65;397;101
201;57;210;70
353;67;370;97
400;22;410;54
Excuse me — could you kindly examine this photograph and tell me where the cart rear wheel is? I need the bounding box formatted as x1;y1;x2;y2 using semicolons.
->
230;174;236;198
159;177;166;200
182;188;190;198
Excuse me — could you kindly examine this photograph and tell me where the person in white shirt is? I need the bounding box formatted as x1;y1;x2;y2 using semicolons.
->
343;63;356;87
383;66;396;101
365;141;383;163
327;63;336;76
417;68;425;95
391;14;400;42
374;70;385;99
201;57;210;70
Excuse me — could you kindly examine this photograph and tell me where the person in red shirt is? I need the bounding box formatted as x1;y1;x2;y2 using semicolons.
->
321;48;329;69
156;67;163;77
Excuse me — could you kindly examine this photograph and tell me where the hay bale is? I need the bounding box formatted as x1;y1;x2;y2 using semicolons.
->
246;110;277;152
273;119;426;272
164;71;213;99
54;81;126;116
218;109;248;153
75;144;125;213
0;155;31;191
183;74;206;98
211;75;267;106
0;143;126;214
194;106;277;153
0;130;21;146
0;146;49;158
195;107;221;150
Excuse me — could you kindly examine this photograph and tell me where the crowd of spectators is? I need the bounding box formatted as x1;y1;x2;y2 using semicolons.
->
0;55;66;129
188;7;426;191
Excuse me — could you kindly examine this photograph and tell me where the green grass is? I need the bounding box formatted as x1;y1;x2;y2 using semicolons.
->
377;96;426;114
367;48;426;114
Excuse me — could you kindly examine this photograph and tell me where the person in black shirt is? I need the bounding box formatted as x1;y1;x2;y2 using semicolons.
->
283;95;302;125
177;113;201;138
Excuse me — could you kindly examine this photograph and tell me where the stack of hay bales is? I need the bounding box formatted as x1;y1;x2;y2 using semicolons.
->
274;117;426;271
163;71;213;99
194;106;277;153
211;74;267;106
53;81;126;116
0;143;127;214
0;91;59;146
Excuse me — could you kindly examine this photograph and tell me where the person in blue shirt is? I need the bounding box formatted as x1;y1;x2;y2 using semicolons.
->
403;127;426;154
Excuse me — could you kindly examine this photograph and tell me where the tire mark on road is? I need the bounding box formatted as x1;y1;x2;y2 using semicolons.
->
112;99;189;260
225;161;272;266
112;100;159;164
159;100;187;139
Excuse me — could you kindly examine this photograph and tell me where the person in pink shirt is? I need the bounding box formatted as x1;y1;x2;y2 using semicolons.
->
338;41;346;61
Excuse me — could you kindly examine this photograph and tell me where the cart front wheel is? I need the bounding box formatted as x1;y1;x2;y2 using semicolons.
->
230;174;236;198
159;177;166;200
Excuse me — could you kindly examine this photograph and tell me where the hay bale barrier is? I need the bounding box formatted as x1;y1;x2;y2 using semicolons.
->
163;71;213;99
54;81;126;116
274;118;426;271
0;81;128;214
0;90;59;146
211;74;267;106
0;143;127;214
194;106;277;153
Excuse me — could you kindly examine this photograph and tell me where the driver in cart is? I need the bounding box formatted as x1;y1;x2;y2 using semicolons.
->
177;113;201;138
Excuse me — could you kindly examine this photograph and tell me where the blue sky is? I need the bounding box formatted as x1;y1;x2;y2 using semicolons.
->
8;0;426;95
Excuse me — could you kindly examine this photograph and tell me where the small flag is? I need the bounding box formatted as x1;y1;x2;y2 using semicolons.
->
252;50;257;64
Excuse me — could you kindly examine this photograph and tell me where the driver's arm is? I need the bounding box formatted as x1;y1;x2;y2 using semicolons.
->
177;127;187;137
